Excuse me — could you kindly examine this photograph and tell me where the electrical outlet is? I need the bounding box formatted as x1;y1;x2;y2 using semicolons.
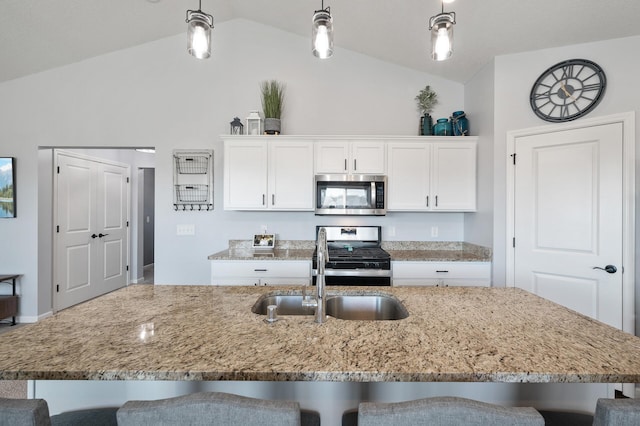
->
388;226;396;237
177;224;195;236
431;226;439;238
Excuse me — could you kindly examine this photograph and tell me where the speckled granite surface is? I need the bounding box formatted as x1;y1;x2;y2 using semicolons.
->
208;240;315;261
208;240;492;262
383;242;491;262
0;285;638;383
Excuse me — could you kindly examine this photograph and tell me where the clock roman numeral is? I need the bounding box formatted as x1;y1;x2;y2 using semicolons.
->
582;83;600;92
561;64;574;80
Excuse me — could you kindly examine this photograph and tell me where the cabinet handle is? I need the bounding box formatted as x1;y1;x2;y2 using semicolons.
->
426;196;429;207
254;269;268;272
262;194;266;205
354;159;357;171
436;270;449;273
435;195;438;207
344;159;347;171
272;194;275;205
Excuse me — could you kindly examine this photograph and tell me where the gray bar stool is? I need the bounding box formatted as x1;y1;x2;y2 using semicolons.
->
116;391;301;426
0;397;51;426
357;396;544;426
593;398;640;426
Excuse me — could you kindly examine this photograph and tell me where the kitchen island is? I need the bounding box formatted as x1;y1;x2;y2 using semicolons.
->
0;285;638;424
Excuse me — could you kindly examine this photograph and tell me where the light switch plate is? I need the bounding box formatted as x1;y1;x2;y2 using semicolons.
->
177;224;195;236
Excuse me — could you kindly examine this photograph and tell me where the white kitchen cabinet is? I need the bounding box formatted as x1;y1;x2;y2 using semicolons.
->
391;261;491;287
210;260;312;286
223;138;314;210
315;140;386;175
387;139;477;212
431;143;477;211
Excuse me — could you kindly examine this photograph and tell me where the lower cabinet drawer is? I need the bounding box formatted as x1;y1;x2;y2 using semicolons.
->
211;260;312;285
392;261;491;287
212;260;311;278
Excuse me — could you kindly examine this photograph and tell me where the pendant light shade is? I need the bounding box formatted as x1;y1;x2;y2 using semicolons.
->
428;3;455;61
312;2;333;59
186;1;214;59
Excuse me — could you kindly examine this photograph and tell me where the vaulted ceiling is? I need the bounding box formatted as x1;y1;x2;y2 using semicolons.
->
2;0;640;84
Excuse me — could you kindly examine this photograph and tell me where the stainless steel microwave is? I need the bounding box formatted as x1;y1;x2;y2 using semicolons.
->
315;174;387;216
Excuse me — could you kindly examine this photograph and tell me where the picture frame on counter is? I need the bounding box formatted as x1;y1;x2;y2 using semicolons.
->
253;234;275;250
0;157;16;218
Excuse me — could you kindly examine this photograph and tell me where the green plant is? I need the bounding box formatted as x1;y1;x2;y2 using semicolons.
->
415;85;438;115
260;80;286;119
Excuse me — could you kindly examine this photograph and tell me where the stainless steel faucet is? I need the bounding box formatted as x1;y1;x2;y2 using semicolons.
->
303;227;329;323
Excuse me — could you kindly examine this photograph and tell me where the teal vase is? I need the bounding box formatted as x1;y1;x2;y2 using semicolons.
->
420;114;433;136
433;118;452;136
452;111;469;136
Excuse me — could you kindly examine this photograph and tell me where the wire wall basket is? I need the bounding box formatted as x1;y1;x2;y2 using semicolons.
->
173;150;214;211
175;153;210;174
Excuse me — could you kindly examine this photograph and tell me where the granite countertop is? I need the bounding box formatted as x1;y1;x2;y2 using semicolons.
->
0;285;639;382
209;240;492;262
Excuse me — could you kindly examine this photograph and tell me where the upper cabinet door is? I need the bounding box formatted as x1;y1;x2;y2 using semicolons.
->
387;143;431;211
224;140;268;210
268;141;314;210
431;142;477;211
315;140;386;175
351;142;386;174
315;141;350;174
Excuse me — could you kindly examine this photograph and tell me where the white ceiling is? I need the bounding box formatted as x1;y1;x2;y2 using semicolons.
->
2;0;640;84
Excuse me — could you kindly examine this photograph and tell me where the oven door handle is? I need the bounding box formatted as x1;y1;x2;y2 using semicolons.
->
312;269;391;277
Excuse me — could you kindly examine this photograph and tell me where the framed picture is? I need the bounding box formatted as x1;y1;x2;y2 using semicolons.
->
253;234;275;250
0;158;15;218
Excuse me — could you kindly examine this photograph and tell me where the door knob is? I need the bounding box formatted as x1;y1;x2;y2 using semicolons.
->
90;234;98;239
593;265;617;274
98;233;109;238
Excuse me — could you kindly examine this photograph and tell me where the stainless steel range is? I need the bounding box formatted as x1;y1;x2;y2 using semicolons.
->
312;225;391;286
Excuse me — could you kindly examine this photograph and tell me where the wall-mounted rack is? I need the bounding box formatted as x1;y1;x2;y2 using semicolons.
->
173;150;213;211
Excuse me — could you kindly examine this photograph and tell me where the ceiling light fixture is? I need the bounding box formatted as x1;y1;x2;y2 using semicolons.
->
312;0;334;59
428;1;456;61
186;0;214;59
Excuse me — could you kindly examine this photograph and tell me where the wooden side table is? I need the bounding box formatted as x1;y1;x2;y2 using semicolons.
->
0;274;20;326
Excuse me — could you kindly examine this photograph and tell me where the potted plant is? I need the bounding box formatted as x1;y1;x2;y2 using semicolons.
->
260;80;286;135
415;85;438;136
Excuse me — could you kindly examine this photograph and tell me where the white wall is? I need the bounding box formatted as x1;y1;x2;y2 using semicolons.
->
463;60;495;249
0;19;466;316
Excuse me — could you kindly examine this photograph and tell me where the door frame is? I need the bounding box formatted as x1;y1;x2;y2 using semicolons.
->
52;149;131;312
505;111;635;335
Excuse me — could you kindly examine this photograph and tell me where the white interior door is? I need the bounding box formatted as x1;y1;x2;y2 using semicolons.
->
513;123;623;329
55;152;129;311
97;163;128;292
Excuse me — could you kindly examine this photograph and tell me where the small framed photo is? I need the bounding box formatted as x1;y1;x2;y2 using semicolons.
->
253;234;275;250
0;157;16;218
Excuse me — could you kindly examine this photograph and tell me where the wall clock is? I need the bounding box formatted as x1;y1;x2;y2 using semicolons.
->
529;59;606;122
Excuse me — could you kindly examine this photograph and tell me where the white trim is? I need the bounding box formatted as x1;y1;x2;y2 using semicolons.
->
15;311;53;323
505;112;635;335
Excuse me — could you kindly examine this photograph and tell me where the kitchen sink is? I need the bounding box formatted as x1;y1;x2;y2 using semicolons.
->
252;294;315;316
252;293;409;321
324;295;409;320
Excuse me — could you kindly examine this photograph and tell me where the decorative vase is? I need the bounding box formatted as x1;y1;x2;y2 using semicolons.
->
264;118;281;135
451;111;469;136
433;118;452;136
420;114;433;136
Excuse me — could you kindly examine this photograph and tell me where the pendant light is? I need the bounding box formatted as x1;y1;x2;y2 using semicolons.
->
312;0;334;59
186;0;214;59
428;1;456;61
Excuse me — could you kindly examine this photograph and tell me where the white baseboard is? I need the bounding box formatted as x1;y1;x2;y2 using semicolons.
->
17;311;53;323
